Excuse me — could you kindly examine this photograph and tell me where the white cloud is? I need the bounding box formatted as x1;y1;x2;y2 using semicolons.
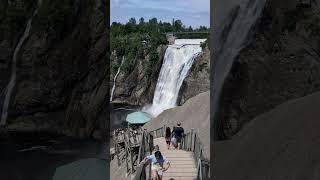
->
112;0;209;13
110;0;210;27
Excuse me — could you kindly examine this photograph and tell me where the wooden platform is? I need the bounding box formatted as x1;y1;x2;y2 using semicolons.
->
153;137;197;180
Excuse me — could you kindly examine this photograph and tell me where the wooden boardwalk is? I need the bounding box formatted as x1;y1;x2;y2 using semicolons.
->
153;137;197;180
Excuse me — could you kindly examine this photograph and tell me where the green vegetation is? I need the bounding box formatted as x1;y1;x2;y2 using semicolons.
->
200;33;210;51
111;17;209;76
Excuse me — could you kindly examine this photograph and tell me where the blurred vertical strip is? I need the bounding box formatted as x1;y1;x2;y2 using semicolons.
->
101;0;110;179
210;0;214;179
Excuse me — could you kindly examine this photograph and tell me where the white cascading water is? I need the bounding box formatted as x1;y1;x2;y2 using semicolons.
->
110;56;124;102
0;0;42;126
143;39;206;117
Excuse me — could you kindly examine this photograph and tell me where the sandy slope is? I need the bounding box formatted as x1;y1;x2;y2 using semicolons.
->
214;91;320;180
143;91;210;159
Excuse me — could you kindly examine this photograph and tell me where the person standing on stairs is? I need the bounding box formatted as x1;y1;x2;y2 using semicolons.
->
142;151;171;180
171;126;177;149
173;123;184;150
165;127;171;150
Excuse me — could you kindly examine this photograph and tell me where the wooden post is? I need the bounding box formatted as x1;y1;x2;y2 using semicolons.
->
125;132;129;174
190;128;194;151
193;134;197;152
137;132;144;164
197;158;202;180
128;130;134;175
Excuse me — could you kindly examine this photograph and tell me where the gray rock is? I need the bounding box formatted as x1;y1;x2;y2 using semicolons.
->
219;2;320;138
0;0;108;137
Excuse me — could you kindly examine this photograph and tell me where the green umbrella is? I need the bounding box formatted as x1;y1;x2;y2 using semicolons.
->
53;158;107;180
126;111;152;124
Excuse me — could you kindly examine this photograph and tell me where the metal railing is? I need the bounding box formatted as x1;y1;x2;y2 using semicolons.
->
133;126;210;180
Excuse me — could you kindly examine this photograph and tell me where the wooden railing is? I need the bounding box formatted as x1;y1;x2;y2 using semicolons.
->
181;129;210;180
133;130;153;180
133;126;210;180
149;126;165;139
112;128;145;175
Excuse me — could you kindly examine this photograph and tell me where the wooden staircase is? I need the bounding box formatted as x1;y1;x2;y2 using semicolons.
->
153;137;197;180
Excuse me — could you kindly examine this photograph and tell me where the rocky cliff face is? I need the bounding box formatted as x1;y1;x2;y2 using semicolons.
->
110;45;166;105
111;45;210;106
0;0;107;138
179;47;210;105
220;1;320;138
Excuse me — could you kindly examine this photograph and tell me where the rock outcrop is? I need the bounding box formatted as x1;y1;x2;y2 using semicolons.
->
111;45;210;106
179;47;210;105
0;0;107;138
218;0;320;138
110;45;166;105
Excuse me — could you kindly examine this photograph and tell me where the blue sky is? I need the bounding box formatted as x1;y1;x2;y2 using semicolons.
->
110;0;210;28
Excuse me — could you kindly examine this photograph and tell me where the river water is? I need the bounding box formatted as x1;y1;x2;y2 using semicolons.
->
0;131;106;180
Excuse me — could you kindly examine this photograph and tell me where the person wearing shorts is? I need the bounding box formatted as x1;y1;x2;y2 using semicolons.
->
142;151;170;180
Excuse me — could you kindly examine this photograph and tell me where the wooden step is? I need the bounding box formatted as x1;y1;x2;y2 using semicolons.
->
152;137;198;180
165;168;197;173
167;164;196;168
168;161;196;165
163;172;197;177
162;177;197;180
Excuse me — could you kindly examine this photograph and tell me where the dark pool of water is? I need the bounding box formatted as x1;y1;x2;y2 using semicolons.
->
0;131;107;180
110;103;141;130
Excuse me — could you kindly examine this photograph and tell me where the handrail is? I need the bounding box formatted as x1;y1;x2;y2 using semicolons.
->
133;130;153;180
147;126;210;180
164;31;210;35
130;125;210;180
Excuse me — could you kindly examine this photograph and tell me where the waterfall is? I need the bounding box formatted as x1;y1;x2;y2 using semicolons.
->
110;56;124;102
0;1;41;126
143;39;206;117
212;0;266;138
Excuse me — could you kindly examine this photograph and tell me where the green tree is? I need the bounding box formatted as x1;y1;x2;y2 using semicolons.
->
149;17;158;25
129;17;136;24
174;19;183;32
139;17;144;24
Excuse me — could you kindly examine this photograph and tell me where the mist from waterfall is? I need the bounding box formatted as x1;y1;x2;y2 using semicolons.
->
143;39;206;117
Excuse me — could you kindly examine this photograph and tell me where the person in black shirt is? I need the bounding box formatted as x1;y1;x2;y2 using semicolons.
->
165;127;171;150
172;123;184;150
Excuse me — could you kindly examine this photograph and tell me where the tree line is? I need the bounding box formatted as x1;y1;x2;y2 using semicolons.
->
110;17;209;76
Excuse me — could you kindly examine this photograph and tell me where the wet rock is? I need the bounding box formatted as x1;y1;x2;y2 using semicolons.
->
179;47;210;105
